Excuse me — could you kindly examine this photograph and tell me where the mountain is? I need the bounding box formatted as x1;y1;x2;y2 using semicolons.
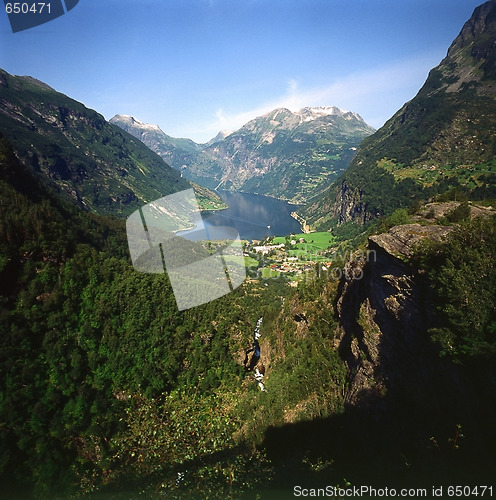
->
109;114;204;171
112;107;375;204
0;69;224;216
205;129;233;146
188;106;375;203
301;0;496;229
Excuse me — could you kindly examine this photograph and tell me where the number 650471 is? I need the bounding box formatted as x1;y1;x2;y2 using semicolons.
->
5;3;51;14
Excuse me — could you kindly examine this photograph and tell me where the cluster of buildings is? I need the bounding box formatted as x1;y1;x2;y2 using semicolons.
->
250;242;285;255
246;237;335;283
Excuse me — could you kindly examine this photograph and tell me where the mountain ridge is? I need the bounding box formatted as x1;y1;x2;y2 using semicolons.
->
301;0;496;230
112;106;375;203
0;69;224;216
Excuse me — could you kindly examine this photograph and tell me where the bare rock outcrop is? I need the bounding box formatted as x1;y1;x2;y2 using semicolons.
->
336;223;454;410
369;223;453;259
331;180;371;225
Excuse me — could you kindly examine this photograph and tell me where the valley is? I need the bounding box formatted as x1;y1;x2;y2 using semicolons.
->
111;106;375;204
1;1;496;499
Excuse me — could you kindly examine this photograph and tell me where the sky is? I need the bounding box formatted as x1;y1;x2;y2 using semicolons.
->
0;0;485;143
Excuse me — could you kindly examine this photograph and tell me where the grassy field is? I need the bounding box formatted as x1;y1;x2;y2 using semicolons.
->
244;256;259;268
378;157;496;188
273;231;336;250
286;251;330;262
260;267;280;279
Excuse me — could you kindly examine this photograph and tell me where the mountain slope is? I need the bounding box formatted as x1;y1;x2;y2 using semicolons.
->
112;107;375;204
0;69;194;216
190;107;375;203
109;114;203;171
0;133;241;497
302;0;496;229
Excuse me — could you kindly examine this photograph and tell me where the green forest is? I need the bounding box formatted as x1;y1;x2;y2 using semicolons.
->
3;1;496;498
1;129;496;499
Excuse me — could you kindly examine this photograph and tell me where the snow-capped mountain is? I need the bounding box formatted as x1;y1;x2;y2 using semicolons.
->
188;107;375;203
114;115;163;132
297;106;363;122
110;114;203;171
111;107;375;203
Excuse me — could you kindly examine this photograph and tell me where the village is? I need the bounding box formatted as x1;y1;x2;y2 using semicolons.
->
243;231;338;284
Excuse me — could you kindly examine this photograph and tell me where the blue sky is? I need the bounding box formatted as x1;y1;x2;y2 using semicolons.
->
0;0;484;142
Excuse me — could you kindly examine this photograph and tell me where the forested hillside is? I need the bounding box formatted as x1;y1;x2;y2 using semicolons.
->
0;132;344;498
301;0;496;229
0;70;223;216
2;124;496;497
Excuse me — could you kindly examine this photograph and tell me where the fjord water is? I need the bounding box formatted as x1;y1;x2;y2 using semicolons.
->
202;191;301;241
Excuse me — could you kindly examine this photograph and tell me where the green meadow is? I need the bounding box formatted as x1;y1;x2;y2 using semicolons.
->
273;231;336;251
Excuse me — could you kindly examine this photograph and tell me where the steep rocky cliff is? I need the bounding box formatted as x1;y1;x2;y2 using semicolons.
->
335;223;447;407
335;202;496;410
331;180;370;225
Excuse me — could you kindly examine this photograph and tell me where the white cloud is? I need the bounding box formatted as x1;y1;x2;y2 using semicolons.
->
194;52;442;141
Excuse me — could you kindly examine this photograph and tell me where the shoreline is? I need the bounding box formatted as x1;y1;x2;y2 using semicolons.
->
290;211;311;234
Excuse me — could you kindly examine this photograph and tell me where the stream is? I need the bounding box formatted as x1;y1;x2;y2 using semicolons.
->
244;317;265;391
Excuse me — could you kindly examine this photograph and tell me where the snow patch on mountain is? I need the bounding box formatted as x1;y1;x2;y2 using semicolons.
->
112;114;162;132
206;129;234;146
296;106;364;123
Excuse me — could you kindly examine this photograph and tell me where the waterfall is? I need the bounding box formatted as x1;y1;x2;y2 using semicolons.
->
253;317;265;391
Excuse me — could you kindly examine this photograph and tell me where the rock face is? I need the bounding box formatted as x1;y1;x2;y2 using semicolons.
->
369;223;454;259
112;107;375;204
444;0;496;93
302;0;496;228
335;223;453;408
336;203;495;407
331;180;369;225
